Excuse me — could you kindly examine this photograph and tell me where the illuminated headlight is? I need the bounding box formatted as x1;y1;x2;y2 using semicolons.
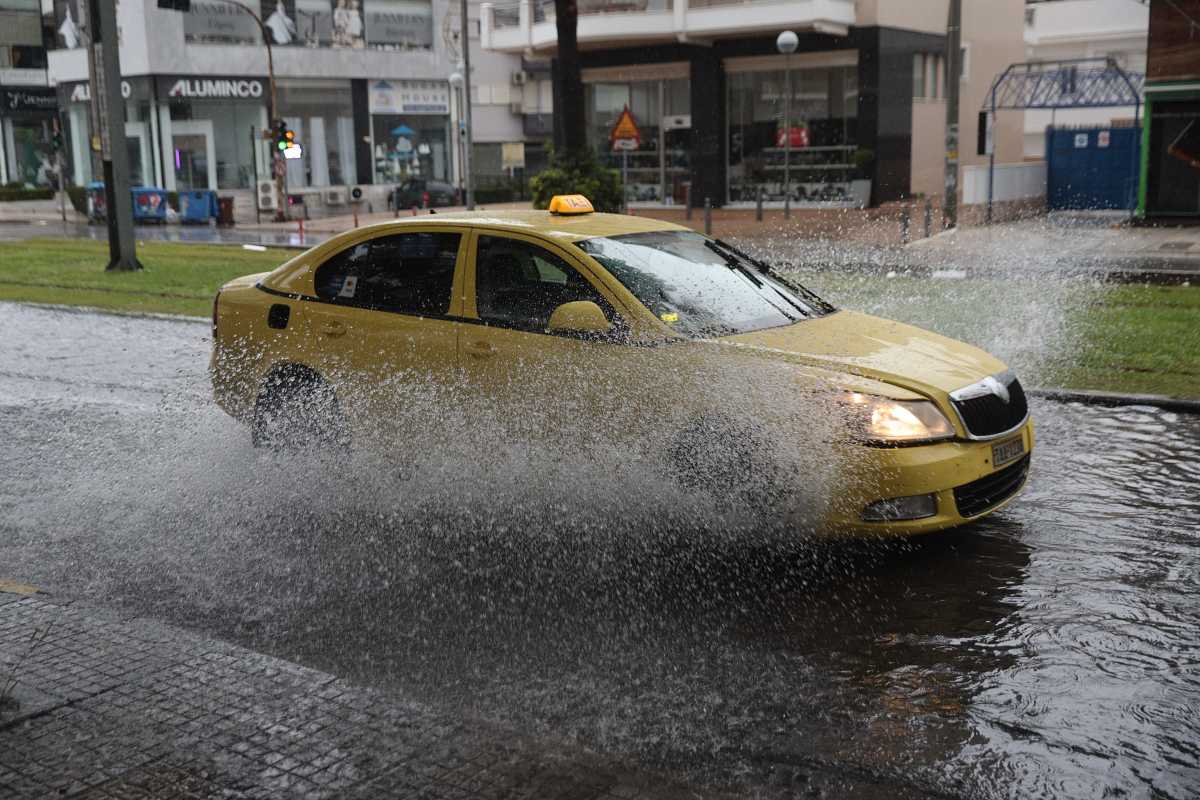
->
861;493;938;522
840;393;955;444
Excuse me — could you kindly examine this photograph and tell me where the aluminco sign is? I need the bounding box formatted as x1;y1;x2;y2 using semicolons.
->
168;78;264;99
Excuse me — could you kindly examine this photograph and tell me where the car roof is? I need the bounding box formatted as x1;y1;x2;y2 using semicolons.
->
351;210;690;242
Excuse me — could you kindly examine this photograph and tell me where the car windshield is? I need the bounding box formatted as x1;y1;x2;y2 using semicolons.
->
575;230;834;338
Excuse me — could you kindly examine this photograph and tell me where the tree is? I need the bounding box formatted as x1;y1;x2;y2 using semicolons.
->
553;0;587;157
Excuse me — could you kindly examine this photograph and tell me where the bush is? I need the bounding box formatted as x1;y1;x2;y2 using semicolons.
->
529;149;623;212
0;188;54;202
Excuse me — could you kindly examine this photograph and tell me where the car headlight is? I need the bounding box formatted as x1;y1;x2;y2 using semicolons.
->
840;392;955;444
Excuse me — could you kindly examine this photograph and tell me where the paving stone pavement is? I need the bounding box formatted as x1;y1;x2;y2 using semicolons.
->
0;591;714;799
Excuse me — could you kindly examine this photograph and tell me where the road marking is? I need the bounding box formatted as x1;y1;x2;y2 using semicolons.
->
0;580;40;596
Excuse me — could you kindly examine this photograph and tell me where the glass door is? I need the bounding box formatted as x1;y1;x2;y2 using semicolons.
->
173;134;208;190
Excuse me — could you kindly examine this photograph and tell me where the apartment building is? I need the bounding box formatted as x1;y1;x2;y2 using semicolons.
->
1022;0;1148;159
45;0;530;211
482;0;1027;208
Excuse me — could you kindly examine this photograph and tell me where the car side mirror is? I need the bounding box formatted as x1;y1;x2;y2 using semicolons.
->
547;300;611;336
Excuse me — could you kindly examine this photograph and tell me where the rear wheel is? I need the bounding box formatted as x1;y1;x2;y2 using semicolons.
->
251;366;348;450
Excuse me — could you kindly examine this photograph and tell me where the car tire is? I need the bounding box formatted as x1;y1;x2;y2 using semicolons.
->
251;366;348;450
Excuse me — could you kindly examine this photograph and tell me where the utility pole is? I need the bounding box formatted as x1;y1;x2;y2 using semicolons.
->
943;0;962;229
459;0;474;209
88;0;141;270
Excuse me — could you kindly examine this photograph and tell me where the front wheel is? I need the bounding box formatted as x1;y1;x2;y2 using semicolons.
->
251;367;348;450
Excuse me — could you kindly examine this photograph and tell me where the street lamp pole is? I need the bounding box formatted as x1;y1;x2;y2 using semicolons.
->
459;0;475;210
776;30;798;220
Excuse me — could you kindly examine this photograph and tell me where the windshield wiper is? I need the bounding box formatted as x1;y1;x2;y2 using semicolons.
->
711;239;836;315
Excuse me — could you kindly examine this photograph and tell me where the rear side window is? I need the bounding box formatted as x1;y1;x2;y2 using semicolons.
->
314;232;460;316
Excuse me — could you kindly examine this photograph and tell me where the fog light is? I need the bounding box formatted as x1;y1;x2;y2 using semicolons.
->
861;493;938;522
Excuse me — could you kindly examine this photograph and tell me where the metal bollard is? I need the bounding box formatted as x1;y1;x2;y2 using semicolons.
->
900;206;911;245
685;185;693;221
923;198;933;239
756;186;764;222
704;197;712;236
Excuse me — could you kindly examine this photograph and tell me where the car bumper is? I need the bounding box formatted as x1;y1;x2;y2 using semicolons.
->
821;419;1035;536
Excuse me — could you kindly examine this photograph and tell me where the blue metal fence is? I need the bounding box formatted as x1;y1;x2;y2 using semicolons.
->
1046;126;1138;211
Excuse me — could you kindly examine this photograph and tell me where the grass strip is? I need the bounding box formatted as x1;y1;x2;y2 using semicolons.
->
0;238;292;317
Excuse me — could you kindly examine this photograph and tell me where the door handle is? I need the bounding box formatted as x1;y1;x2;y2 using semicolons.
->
321;321;347;338
464;340;497;358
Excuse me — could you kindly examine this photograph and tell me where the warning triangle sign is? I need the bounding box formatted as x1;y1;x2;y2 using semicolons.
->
609;106;641;144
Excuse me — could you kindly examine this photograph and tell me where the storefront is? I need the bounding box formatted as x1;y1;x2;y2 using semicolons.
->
582;64;691;204
1;88;59;188
58;78;159;188
367;79;451;186
726;52;862;205
278;79;358;188
160;75;270;191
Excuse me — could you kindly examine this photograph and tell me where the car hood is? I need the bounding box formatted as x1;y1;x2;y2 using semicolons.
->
713;310;1009;398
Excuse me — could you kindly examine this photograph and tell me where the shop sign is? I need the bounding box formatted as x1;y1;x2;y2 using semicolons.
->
64;80;134;104
363;0;432;49
1098;130;1111;148
1;87;57;113
161;77;267;100
368;79;448;114
185;0;263;44
1074;133;1089;148
260;0;334;46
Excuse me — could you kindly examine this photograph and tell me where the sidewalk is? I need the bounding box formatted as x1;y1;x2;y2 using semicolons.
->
905;212;1200;281
0;587;714;799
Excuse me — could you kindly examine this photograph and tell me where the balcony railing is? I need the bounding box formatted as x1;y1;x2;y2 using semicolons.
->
483;0;853;49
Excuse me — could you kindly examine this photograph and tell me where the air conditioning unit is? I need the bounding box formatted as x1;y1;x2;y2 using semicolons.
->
511;71;527;86
348;185;366;204
324;187;347;205
256;179;277;211
509;100;524;115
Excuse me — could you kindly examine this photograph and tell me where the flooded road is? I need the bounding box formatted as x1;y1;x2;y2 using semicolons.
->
1;302;1198;798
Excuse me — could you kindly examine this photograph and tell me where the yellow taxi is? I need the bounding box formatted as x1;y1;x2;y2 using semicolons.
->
211;195;1032;536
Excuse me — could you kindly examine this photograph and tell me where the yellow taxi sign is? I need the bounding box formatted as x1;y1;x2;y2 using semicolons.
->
548;194;594;215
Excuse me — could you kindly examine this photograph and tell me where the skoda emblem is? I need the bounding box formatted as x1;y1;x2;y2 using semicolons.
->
982;375;1011;404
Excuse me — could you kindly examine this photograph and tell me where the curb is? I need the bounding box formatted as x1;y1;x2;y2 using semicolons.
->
3;300;208;325
1030;388;1200;415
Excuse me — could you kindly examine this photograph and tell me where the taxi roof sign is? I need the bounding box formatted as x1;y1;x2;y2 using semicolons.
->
548;194;594;215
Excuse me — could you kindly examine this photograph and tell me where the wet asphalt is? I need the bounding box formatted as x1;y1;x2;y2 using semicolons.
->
1;301;1198;798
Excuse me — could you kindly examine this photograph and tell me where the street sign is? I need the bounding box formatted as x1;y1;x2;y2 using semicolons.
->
609;105;641;151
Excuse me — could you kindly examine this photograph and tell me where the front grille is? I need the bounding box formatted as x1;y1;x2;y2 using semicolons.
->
951;376;1028;437
953;455;1031;518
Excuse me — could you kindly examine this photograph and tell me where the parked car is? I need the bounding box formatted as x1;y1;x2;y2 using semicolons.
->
391;179;460;209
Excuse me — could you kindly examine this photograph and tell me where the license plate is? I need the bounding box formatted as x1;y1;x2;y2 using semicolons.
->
992;436;1026;468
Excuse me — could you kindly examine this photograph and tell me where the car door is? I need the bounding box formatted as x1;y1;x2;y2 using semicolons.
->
299;227;468;435
459;230;643;440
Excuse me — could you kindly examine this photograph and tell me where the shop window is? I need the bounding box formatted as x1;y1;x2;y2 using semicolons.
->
726;64;860;205
372;115;449;186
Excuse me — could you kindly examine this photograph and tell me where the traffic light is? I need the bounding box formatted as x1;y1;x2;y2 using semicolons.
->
51;129;63;152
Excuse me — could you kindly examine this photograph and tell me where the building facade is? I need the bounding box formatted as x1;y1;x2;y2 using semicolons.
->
1139;0;1200;220
1022;0;1148;160
46;0;530;211
481;0;1027;208
0;0;57;189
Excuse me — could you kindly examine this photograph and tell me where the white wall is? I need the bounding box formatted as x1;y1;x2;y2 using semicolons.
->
962;161;1046;205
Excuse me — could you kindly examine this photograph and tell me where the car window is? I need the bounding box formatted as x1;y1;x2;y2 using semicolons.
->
474;235;613;333
314;231;460;316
